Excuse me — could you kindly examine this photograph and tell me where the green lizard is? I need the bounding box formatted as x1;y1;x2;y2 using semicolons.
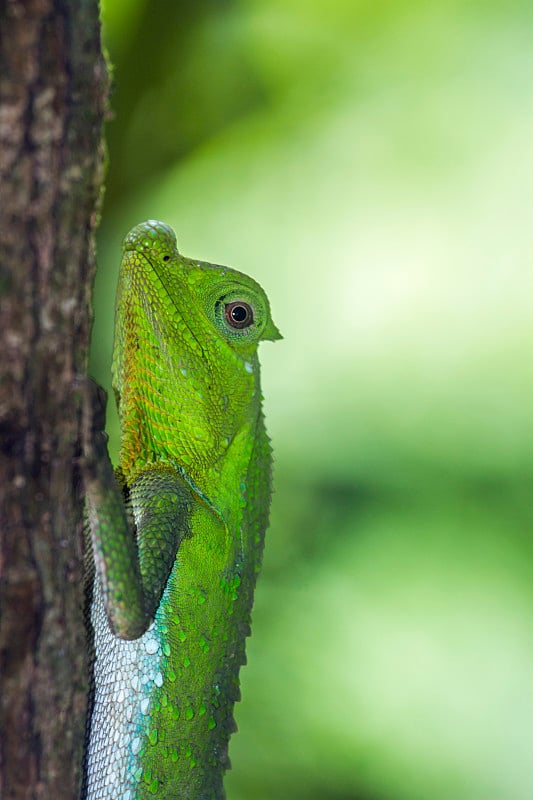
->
82;220;280;799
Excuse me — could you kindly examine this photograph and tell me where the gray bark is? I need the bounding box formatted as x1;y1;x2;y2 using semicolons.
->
0;1;108;797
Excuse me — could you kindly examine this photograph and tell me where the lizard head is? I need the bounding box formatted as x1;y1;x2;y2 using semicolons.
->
113;219;281;480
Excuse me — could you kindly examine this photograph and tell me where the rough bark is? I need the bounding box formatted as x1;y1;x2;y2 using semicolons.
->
0;1;108;798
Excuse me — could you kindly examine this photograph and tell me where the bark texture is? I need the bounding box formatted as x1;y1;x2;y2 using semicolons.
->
0;1;107;797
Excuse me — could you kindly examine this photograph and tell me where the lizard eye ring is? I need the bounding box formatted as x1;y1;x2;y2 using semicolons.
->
224;301;254;329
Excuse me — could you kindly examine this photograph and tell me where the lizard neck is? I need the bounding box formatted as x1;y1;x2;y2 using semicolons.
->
116;348;261;497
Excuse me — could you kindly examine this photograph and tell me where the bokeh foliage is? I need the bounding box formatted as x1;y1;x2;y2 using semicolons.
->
92;2;533;798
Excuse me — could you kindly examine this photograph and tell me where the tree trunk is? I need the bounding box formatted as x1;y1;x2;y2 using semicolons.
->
0;1;108;798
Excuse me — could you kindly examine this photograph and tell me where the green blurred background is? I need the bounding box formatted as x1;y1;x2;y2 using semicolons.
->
91;2;533;798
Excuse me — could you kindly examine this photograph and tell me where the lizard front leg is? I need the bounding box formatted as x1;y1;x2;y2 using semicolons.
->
83;382;194;640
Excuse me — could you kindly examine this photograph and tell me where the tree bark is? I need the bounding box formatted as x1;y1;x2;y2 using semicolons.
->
0;1;108;798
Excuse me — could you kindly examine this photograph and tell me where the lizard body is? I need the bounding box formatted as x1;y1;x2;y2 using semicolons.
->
82;220;280;799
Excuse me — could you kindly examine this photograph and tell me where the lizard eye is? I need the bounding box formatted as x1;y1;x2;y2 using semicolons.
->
224;301;254;329
209;282;279;342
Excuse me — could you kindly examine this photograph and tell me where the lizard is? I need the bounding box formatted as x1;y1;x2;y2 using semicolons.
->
81;219;281;800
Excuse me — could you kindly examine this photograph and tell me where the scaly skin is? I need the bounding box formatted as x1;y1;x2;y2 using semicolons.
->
82;220;280;799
